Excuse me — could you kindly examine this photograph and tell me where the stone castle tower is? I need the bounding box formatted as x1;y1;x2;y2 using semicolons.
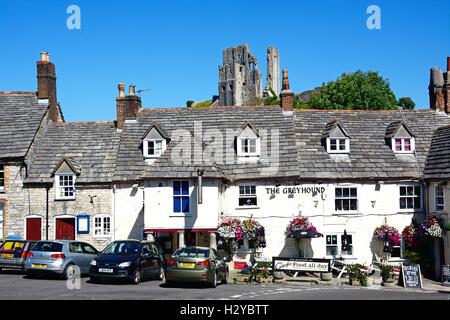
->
429;57;450;113
218;44;281;106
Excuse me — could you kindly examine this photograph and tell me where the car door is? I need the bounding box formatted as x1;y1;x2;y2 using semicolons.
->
140;244;152;276
68;242;84;271
80;243;98;273
148;243;162;274
212;249;225;279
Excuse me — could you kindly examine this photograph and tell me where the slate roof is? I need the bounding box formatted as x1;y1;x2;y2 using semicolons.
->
114;106;450;182
114;106;299;181
295;109;450;180
384;120;414;138
423;125;450;179
25;122;120;184
321;120;350;139
0;93;48;159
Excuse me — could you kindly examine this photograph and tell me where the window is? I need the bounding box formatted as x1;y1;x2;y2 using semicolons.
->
435;186;445;212
0;162;4;191
326;234;353;257
94;215;111;237
56;174;76;200
144;139;164;158
392;138;414;153
327;138;349;154
173;181;190;213
399;186;421;210
81;243;97;254
335;187;358;211
239;185;257;206
239;138;258;156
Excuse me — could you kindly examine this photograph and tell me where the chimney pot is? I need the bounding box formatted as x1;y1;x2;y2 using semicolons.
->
129;84;136;96
282;69;290;91
280;68;294;113
447;57;450;72
40;52;49;62
118;83;125;97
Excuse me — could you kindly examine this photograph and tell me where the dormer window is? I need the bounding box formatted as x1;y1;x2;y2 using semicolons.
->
322;120;350;154
385;121;415;154
327;138;349;153
236;122;260;158
52;157;80;201
142;124;168;159
56;174;76;200
144;139;165;158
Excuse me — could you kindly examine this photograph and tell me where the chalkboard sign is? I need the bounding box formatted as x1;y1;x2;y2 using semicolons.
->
442;265;450;286
400;264;423;289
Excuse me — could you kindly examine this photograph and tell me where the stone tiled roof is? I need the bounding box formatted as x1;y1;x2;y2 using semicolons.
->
114;106;299;181
114;107;450;182
423;125;450;179
25;122;120;184
0;93;48;159
295;110;450;180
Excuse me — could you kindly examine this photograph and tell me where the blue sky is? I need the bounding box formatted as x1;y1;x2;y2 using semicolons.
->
0;0;449;121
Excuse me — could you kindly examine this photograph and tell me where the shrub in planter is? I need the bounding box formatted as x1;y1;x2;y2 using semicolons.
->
380;265;394;283
347;264;368;287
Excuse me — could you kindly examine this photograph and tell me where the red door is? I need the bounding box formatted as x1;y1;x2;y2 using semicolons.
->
26;218;42;241
55;218;75;240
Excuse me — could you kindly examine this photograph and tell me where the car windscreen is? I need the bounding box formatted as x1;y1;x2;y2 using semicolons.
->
32;242;63;252
174;248;209;258
102;242;141;255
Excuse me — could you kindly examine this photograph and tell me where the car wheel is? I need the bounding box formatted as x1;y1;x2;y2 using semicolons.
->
131;269;142;285
210;271;217;288
221;269;230;284
90;276;99;284
157;267;165;281
63;264;77;280
165;280;175;287
26;270;36;278
0;268;2;273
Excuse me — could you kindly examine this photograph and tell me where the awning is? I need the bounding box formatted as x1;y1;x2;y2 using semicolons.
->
287;230;323;239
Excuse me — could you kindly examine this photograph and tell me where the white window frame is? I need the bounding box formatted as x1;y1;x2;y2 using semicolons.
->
55;174;76;200
0;202;3;238
325;233;354;258
93;215;112;237
238;185;258;207
0;161;4;192
326;138;350;154
334;187;358;212
143;139;166;158
237;138;260;157
435;185;445;212
399;185;422;211
391;137;415;154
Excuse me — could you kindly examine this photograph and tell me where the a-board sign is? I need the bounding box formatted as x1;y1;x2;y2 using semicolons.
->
400;264;423;289
442;265;450;286
272;257;330;273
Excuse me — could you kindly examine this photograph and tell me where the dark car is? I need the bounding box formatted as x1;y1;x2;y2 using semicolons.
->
165;246;229;288
0;240;37;272
89;240;166;285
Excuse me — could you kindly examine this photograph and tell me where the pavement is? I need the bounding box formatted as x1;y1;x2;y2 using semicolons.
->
0;269;449;300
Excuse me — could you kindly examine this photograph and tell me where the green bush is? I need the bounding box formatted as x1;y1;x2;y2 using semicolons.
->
380;265;394;281
348;264;368;286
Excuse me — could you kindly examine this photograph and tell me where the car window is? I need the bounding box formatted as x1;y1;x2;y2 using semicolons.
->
81;243;97;254
148;243;159;255
69;242;83;254
142;244;152;256
1;241;15;251
102;241;141;255
33;242;63;252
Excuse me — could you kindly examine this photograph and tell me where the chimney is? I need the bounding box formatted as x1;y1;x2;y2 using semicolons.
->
37;52;62;122
280;69;294;114
116;83;142;129
429;68;445;112
446;57;450;113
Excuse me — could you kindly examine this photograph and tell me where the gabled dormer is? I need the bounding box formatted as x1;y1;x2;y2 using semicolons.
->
236;122;260;158
52;157;80;200
385;121;415;154
322;120;350;154
142;124;169;159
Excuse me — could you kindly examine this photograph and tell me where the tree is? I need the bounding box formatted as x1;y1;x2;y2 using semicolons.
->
398;97;415;110
309;71;398;110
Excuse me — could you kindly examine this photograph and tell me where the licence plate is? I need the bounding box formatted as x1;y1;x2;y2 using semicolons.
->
1;253;14;259
180;262;195;268
32;264;47;269
98;268;113;273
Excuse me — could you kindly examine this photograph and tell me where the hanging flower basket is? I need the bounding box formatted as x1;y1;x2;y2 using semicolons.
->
287;216;317;233
218;218;263;240
373;224;401;246
419;218;442;238
241;218;261;240
402;224;416;249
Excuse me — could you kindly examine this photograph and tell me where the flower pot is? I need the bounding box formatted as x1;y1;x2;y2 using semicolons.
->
273;271;285;280
320;272;333;281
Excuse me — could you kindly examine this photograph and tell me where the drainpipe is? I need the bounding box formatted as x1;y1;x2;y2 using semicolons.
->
46;184;50;240
113;183;116;242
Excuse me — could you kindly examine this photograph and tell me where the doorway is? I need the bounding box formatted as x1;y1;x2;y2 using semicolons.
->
55;217;75;240
26;217;42;240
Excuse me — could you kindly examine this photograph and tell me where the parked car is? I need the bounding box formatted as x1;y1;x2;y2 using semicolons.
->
89;240;166;285
24;240;98;279
165;246;229;288
0;240;37;272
